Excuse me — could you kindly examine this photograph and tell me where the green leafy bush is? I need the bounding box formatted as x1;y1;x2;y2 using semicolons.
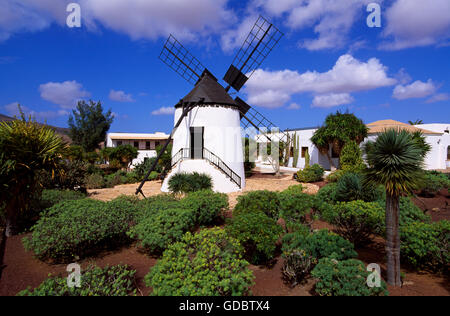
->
296;164;324;183
326;200;384;246
339;141;365;172
134;157;162;180
282;229;357;261
180;190;228;226
315;183;338;205
145;228;254;296
84;173;105;189
233;190;280;219
311;258;388;296
18;265;137;296
419;171;450;197
335;172;383;202
326;170;347;183
226;212;283;264
400;220;449;272
168;172;212;194
23;199;136;262
127;208;194;254
38;189;86;210
278;190;313;224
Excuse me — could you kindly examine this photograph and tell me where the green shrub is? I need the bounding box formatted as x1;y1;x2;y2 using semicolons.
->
18;265;137;296
296;164;324;183
400;220;449;272
168;172;212;193
180;190;228;226
282;184;304;195
278;190;313;224
282;229;357;261
311;258;388;296
134;157;162;179
233;190;280;219
419;171;450;197
226;212;283;264
315;183;338;204
335;172;383;202
39;189;86;210
23;199;136;262
39;160;88;191
145;228;254;296
339;141;365;172
84;173;105;189
326;170;347;183
326;200;384;246
127;208;194;254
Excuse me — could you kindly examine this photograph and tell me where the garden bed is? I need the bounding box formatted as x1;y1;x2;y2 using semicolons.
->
1;219;448;296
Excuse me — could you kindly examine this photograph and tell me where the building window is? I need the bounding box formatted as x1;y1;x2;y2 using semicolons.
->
155;141;160;148
447;146;450;160
146;141;151;150
134;141;139;149
290;147;294;157
301;147;309;158
117;141;122;146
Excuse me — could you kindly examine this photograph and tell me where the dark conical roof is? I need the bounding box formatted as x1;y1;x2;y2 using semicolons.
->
175;70;237;108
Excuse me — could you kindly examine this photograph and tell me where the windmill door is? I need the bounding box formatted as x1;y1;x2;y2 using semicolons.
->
190;127;204;159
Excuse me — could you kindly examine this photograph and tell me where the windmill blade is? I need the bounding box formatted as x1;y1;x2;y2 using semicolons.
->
159;34;206;85
224;16;284;92
235;97;288;143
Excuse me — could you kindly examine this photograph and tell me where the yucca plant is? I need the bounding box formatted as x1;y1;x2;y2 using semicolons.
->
363;129;426;286
0;108;68;237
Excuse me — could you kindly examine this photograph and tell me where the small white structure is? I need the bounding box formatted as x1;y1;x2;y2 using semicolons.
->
161;72;245;193
106;132;170;167
256;119;450;171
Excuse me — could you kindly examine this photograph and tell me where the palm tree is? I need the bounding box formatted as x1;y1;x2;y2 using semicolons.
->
0;109;68;237
363;129;425;286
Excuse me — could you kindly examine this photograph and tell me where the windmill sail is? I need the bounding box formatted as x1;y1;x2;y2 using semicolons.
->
224;16;284;92
159;34;206;85
235;97;288;143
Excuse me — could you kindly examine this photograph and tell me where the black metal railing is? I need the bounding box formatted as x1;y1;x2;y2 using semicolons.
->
170;147;242;189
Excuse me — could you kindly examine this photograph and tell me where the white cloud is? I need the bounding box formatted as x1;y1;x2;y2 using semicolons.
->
244;54;396;108
381;0;450;50
426;93;450;104
287;102;301;110
259;0;372;51
109;90;135;102
312;93;354;108
39;80;90;108
80;0;234;42
392;79;437;100
1;0;234;43
3;102;68;121
151;106;175;116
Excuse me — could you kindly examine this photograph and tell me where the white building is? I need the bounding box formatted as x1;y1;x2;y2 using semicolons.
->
106;132;170;167
161;71;245;193
257;119;450;171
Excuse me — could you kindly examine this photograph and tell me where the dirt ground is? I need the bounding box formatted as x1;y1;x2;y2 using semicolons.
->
88;173;320;209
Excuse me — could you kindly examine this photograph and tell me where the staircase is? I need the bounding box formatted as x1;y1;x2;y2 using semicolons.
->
168;147;242;189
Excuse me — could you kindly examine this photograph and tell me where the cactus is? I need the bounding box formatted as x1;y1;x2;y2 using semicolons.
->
293;133;299;168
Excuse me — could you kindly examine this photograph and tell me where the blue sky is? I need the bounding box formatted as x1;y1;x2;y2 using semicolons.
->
0;0;449;134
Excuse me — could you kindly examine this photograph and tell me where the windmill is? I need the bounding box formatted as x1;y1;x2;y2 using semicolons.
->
136;16;288;197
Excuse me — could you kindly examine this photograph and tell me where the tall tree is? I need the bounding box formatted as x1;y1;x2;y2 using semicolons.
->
363;129;426;286
0;109;68;237
311;111;368;170
68;100;113;152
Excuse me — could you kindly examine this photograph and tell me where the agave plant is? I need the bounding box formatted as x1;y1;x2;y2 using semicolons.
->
363;129;425;286
0;109;68;237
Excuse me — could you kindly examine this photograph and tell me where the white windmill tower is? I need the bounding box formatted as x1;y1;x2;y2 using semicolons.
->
136;16;287;196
